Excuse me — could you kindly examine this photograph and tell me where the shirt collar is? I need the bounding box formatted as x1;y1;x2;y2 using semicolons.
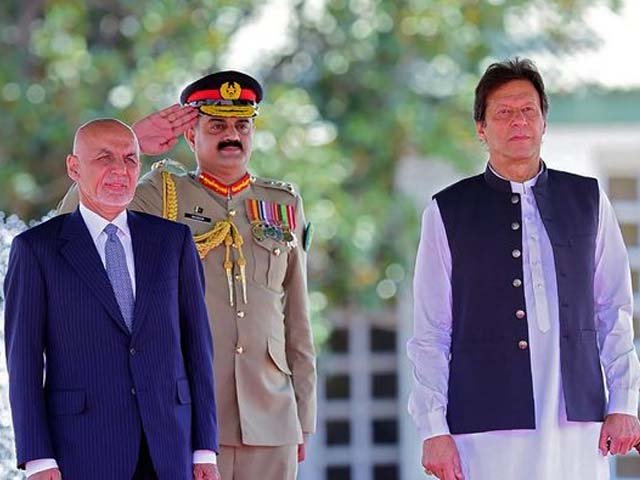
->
197;170;254;197
79;203;130;242
484;160;547;193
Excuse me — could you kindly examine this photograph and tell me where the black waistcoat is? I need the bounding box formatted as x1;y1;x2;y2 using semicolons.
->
434;165;604;434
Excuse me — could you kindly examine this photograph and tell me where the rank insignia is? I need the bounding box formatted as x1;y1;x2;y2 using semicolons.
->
246;198;297;245
220;81;242;100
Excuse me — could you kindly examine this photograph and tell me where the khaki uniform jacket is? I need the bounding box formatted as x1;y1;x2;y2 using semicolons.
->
58;164;317;446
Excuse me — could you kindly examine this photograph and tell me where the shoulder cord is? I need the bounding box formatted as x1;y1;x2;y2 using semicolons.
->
161;171;247;305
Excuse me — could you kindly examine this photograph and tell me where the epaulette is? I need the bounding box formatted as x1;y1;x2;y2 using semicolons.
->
252;176;297;196
151;159;190;176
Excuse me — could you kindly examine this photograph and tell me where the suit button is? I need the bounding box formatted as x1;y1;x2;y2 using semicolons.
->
131;387;136;395
129;348;136;356
515;310;526;319
237;311;245;318
512;249;521;258
228;209;237;217
518;340;528;350
235;345;244;354
511;195;520;204
273;248;281;256
511;222;520;231
512;278;522;287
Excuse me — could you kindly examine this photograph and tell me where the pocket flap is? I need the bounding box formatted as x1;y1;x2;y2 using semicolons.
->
267;336;292;375
252;236;281;252
47;390;86;416
176;378;192;404
152;275;179;291
569;232;596;246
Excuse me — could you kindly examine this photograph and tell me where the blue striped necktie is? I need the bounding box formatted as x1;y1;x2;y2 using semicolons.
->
104;224;134;331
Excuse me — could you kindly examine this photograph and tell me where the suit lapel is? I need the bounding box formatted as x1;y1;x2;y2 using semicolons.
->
128;211;162;337
58;208;130;335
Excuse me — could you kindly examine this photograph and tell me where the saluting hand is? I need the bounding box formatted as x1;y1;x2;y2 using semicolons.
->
193;463;221;480
599;413;640;456
28;468;62;480
422;435;464;480
132;103;199;156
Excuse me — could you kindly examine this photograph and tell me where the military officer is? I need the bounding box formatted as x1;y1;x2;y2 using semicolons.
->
58;71;317;480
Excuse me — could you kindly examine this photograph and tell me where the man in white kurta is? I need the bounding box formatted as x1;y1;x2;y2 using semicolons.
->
407;58;640;480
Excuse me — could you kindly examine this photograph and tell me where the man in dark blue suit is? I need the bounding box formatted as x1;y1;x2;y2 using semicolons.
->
4;119;220;480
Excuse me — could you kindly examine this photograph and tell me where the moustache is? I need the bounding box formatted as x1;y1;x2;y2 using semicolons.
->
217;140;243;151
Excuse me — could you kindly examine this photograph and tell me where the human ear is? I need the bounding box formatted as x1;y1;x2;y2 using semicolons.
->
66;154;80;181
475;121;486;143
184;126;196;153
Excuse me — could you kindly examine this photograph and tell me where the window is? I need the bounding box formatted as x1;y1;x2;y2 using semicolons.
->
326;374;350;399
621;223;639;247
326;420;350;445
371;372;397;399
372;419;398;444
328;328;349;353
373;464;399;480
326;466;351;480
370;326;396;352
616;456;640;477
609;177;638;201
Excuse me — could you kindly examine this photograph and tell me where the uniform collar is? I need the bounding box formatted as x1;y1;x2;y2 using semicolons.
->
198;171;254;197
483;160;548;193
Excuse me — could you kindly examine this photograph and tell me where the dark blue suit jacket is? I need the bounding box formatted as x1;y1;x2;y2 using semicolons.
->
4;208;218;479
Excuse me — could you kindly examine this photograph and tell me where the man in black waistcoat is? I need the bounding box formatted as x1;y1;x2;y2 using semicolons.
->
407;58;640;480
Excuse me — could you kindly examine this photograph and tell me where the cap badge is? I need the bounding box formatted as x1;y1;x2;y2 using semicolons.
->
220;81;242;100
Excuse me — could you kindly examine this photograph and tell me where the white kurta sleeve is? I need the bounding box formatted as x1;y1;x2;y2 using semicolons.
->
594;189;640;415
407;199;454;440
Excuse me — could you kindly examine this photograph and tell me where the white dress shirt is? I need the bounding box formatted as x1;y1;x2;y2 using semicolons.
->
26;204;215;478
407;168;640;479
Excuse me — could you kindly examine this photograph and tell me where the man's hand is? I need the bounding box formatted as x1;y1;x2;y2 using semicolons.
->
193;463;221;480
132;104;199;156
298;442;306;462
599;413;640;456
28;468;62;480
422;435;464;480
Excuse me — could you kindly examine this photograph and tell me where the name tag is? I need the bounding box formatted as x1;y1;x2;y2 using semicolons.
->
184;212;212;223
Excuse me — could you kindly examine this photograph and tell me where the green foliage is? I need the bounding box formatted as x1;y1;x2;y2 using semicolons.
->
0;0;618;317
255;0;618;313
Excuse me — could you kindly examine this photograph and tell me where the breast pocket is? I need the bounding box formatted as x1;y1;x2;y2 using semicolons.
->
251;237;289;292
152;276;179;293
569;231;596;246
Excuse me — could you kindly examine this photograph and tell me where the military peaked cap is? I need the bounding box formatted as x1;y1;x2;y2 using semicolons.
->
180;70;263;118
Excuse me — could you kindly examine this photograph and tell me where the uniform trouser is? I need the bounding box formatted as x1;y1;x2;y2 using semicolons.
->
218;444;297;480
